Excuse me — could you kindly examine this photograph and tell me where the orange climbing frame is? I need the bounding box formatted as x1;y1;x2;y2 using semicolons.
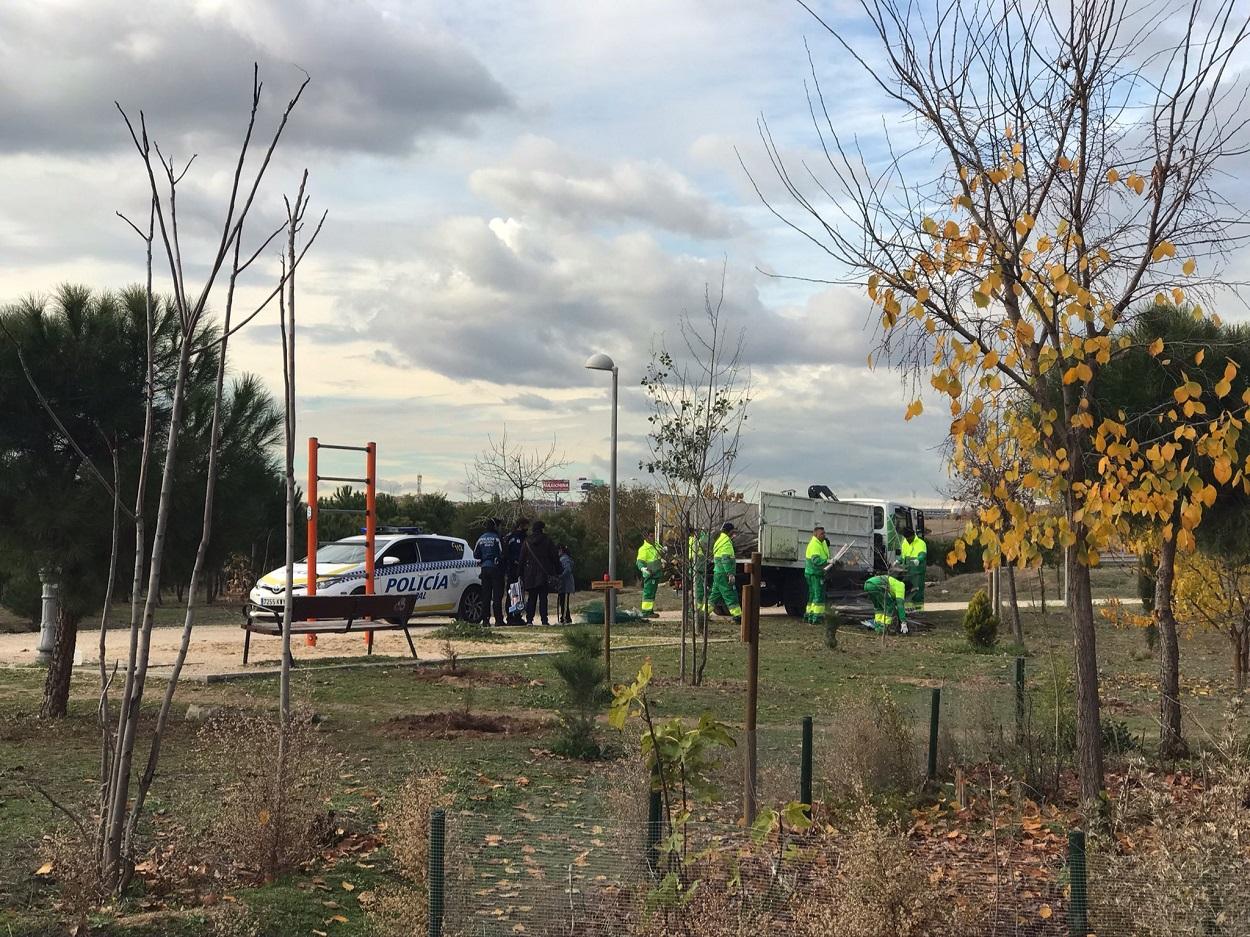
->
305;438;377;649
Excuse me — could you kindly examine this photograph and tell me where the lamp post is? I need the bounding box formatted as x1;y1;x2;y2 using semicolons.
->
585;353;619;641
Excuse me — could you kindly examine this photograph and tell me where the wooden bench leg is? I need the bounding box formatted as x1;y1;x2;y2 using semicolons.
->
243;628;252;666
403;626;417;659
367;629;375;655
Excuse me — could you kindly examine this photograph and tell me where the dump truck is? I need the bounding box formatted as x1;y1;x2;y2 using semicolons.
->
655;486;927;617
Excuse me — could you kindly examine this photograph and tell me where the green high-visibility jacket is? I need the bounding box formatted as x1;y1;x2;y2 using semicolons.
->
901;536;927;564
805;536;830;575
637;540;661;573
688;533;707;563
713;532;735;560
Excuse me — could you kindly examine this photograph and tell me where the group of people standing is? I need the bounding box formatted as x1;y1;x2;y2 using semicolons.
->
473;518;576;627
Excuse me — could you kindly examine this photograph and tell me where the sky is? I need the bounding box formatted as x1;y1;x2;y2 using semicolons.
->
0;0;965;506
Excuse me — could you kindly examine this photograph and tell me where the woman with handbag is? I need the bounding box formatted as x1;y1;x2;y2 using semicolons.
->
520;520;560;627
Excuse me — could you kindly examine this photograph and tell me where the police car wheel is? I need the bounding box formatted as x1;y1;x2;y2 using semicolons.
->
458;585;484;624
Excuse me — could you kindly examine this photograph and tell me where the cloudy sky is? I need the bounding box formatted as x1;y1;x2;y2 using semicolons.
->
0;0;955;504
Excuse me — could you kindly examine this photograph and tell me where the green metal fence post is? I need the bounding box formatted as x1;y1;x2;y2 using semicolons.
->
927;687;941;783
428;808;446;937
800;715;813;809
1068;830;1088;935
646;785;663;875
1015;656;1026;741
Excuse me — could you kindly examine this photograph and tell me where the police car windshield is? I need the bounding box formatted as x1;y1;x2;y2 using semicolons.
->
302;542;368;565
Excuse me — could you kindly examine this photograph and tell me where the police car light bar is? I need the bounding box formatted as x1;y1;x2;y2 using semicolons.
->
363;526;425;535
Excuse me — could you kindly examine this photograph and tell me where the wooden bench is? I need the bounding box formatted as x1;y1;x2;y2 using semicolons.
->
242;593;419;665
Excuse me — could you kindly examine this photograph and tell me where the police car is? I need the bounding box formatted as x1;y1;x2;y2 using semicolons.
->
247;529;484;624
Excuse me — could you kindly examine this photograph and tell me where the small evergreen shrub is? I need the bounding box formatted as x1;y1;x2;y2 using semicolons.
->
962;589;999;648
551;627;609;758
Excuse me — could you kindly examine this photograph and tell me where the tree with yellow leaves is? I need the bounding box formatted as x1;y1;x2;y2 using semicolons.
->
1174;551;1250;693
757;0;1250;802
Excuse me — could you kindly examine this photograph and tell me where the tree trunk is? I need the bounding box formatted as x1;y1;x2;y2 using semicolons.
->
1038;562;1047;616
1154;526;1188;760
1069;557;1105;805
41;608;81;719
1005;564;1024;647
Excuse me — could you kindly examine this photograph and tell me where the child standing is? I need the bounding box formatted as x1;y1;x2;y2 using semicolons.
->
557;544;576;624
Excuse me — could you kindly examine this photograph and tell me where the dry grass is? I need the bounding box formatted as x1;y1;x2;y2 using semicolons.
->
821;687;921;796
191;707;339;883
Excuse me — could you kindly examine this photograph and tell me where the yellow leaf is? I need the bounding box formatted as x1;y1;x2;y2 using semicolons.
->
1106;169;1119;184
922;217;938;236
341;882;355;892
1039;905;1053;920
1215;457;1233;485
916;286;930;303
329;915;349;924
1183;257;1196;276
1148;337;1164;357
35;862;53;876
1215;379;1232;398
1037;234;1052;252
1195;348;1205;365
943;219;960;239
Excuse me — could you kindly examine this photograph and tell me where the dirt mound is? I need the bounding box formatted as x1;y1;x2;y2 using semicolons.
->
383;711;547;739
410;666;531;687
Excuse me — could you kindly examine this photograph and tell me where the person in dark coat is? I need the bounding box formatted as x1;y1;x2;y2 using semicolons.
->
557;544;576;624
503;518;529;585
519;519;559;626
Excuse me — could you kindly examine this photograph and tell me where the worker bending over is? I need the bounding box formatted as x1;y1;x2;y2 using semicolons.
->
636;534;662;619
900;528;927;612
864;574;908;635
804;524;830;623
710;522;742;622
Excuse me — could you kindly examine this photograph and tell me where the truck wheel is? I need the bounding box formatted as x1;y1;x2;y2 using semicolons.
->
782;570;808;619
458;585;484;624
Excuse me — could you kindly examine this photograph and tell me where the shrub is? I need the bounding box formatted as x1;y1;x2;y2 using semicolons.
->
364;771;450;937
1091;749;1250;936
962;589;999;648
792;804;964;937
824;611;843;649
551;627;609;758
823;687;919;795
194;707;338;882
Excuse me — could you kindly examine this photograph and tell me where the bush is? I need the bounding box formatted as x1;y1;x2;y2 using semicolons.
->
551;627;609;758
962;589;999;648
792;804;966;937
363;771;450;937
194;707;338;882
824;612;843;649
823;687;919;795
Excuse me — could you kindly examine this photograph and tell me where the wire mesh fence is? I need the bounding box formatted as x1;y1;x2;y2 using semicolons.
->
427;658;1250;936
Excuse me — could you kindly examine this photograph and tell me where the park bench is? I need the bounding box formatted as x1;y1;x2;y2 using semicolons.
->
242;593;419;665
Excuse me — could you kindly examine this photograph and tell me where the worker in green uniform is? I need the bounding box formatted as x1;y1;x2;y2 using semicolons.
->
900;528;927;612
636;535;662;618
710;522;742;621
804;525;830;623
687;527;709;615
863;574;908;635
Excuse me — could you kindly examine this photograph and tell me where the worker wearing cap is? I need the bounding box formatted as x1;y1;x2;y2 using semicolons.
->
687;527;709;615
636;534;662;619
710;522;742;621
804;525;831;623
863;574;908;635
900;528;927;612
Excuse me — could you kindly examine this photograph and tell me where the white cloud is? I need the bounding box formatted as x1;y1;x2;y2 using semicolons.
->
470;138;736;238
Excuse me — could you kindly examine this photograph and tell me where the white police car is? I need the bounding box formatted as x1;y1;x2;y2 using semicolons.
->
247;530;484;623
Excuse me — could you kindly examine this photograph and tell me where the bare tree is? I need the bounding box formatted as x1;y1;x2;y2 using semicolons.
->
642;273;751;685
97;66;322;895
466;428;568;521
754;0;1250;804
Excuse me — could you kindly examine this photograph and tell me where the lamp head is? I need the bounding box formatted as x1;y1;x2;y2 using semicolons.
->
584;352;615;371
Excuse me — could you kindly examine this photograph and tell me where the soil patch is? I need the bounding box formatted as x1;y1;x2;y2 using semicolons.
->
383;711;548;740
410;666;531;687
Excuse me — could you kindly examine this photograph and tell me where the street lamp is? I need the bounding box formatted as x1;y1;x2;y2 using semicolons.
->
585;353;619;630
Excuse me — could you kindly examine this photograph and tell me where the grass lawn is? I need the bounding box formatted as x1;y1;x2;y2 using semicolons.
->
1;595;1243;935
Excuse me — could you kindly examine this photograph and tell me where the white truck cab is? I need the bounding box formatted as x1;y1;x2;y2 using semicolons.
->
842;500;927;572
247;531;484;623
